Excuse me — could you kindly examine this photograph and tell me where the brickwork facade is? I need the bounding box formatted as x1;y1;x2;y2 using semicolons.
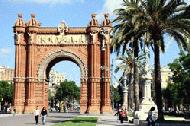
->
13;13;112;114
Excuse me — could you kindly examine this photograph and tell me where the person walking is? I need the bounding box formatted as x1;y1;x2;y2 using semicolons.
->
34;106;40;126
12;107;16;117
41;106;48;125
147;107;156;126
119;108;127;123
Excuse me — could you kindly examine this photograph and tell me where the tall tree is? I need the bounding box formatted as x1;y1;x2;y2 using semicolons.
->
110;85;121;109
113;0;190;120
168;53;190;109
114;49;134;109
0;81;13;104
112;0;143;110
55;80;80;106
114;48;146;110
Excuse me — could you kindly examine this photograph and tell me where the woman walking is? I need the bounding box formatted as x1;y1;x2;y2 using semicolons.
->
34;106;40;126
41;106;48;125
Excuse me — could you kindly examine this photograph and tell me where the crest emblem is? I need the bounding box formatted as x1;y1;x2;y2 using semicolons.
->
58;21;68;34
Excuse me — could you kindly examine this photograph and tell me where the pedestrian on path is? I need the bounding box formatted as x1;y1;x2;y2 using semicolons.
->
119;108;127;123
147;107;156;126
12;107;16;116
34;106;40;126
41;106;48;125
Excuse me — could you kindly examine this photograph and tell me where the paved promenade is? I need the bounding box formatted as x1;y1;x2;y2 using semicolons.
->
96;115;135;126
1;112;189;126
0;112;78;126
0;112;135;126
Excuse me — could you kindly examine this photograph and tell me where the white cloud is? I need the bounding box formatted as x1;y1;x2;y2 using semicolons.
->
101;0;123;15
97;0;123;22
0;48;11;57
10;0;84;4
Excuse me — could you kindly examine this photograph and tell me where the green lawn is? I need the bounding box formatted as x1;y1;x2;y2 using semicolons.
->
53;117;97;126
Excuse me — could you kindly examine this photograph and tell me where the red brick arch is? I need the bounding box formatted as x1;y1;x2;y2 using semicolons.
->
13;13;112;114
37;50;87;81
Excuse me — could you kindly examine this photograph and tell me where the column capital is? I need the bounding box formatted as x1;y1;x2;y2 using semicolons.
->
88;77;101;82
14;77;25;82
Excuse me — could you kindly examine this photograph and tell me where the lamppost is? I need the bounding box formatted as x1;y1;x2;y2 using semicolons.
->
122;73;128;110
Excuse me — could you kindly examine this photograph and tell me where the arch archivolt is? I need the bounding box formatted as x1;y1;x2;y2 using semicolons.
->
37;49;87;81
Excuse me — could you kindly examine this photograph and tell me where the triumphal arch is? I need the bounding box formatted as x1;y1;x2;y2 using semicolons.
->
13;13;112;114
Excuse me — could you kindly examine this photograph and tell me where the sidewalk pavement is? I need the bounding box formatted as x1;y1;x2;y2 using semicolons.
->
2;112;188;126
0;112;78;126
0;113;23;117
0;112;136;126
96;115;135;126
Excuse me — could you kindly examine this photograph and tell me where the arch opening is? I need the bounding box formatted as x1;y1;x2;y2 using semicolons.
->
47;60;80;112
37;50;88;113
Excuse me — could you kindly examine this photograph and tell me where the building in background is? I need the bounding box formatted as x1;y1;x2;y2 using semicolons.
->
151;66;173;100
0;66;14;83
160;67;173;89
48;70;65;97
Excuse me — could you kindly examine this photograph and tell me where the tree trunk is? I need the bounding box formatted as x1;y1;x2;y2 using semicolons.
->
128;70;134;110
133;43;139;111
154;42;164;120
133;58;139;111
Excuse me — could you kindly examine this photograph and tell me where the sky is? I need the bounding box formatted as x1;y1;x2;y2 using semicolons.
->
0;0;189;85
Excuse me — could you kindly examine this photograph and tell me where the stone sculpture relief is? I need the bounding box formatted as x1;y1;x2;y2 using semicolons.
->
37;34;88;44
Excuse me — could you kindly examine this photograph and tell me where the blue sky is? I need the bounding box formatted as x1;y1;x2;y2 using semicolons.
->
0;0;189;84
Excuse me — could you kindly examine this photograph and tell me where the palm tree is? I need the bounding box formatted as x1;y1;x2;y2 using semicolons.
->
114;49;134;110
114;48;146;110
113;0;190;120
112;35;141;112
112;0;147;112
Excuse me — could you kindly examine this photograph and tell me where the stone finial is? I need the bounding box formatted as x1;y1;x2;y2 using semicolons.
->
15;13;25;27
18;13;22;18
102;13;112;27
31;13;35;18
58;20;68;34
27;13;40;27
89;13;98;26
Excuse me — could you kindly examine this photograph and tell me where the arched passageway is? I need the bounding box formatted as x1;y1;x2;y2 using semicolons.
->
13;13;112;114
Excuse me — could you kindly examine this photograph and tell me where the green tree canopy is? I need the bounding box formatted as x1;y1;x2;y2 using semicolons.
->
0;81;13;104
168;53;190;107
55;80;80;104
111;85;121;105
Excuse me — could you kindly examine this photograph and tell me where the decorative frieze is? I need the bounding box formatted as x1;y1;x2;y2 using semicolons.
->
36;34;89;45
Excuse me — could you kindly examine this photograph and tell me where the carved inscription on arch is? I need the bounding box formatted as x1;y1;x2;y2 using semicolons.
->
37;34;89;44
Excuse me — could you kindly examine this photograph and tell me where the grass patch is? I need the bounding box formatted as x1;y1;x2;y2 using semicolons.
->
54;117;97;126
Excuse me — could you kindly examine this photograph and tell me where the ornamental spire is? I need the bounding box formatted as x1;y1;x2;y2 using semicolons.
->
89;13;98;26
15;13;25;27
27;13;40;27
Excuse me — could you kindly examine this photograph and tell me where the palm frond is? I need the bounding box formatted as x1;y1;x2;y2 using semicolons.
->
166;29;188;52
159;35;165;53
160;0;186;21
